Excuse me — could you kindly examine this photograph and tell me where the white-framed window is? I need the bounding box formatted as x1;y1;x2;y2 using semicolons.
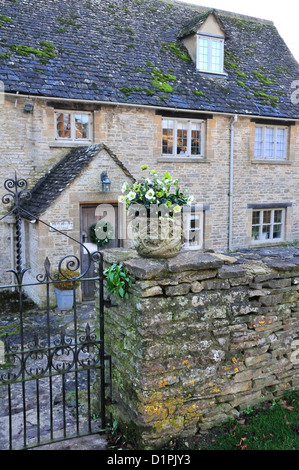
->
197;34;224;74
254;126;288;160
251;208;285;243
162;118;205;157
183;210;204;249
55;111;93;142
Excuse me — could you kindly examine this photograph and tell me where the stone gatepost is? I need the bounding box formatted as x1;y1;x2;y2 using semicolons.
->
96;248;299;449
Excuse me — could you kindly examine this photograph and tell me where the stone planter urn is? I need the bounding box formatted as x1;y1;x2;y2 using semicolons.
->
133;216;183;258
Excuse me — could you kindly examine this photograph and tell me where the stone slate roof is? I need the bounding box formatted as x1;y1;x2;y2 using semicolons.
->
20;144;134;219
0;0;299;118
178;9;221;38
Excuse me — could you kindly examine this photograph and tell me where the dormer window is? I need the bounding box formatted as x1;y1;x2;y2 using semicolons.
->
197;34;224;74
180;11;226;76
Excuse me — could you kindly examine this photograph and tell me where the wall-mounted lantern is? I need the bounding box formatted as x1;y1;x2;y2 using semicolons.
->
24;103;34;113
101;171;111;193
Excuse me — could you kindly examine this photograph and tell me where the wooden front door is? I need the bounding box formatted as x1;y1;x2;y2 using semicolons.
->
80;203;119;299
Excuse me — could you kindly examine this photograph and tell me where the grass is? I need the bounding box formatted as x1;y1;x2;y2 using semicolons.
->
107;392;299;450
167;392;299;451
203;397;299;450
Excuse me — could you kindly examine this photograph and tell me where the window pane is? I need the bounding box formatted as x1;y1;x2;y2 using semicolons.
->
274;210;282;223
198;37;209;71
273;225;282;239
262;225;271;239
75;114;90;140
191;123;201;155
252;227;259;240
265;128;274;158
252;211;260;226
276;129;285;159
252;211;260;240
162;120;174;154
190;216;200;229
56;113;71;138
185;216;201;247
254;128;263;158
263;210;271;224
211;40;222;73
176;121;188;155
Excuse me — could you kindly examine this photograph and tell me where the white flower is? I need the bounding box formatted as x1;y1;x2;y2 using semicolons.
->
173;205;182;213
127;191;136;201
145;178;152;185
187;195;194;205
122;182;129;193
145;188;155;200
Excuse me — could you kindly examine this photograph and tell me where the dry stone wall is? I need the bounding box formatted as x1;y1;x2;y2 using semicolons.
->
98;247;299;449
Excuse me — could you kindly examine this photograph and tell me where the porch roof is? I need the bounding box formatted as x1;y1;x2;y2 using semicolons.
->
20;144;134;219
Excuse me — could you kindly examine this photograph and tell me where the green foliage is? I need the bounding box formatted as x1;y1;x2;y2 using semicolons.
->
10;41;56;63
152;80;173;93
89;221;114;247
224;59;238;70
55;26;67;33
120;86;154;97
225;51;239;62
0;52;11;60
237;80;248;90
125;26;135;35
151;67;176;93
121;65;176;97
234;18;247;27
275;65;290;74
145;60;154;67
0;15;14;27
253;89;279;107
161;42;192;62
279;239;299;247
104;263;132;299
120;167;193;211
253;70;273;85
56;16;80;28
193;89;205;97
235;69;247;78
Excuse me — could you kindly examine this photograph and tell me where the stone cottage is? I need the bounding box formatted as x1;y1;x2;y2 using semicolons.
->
0;0;299;300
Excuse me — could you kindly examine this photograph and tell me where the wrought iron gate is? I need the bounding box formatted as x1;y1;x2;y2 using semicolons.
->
0;175;112;450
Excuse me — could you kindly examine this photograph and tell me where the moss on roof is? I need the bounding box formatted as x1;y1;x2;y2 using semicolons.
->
0;0;298;118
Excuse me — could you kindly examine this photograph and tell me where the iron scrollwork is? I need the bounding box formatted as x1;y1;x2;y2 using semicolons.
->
0;323;101;385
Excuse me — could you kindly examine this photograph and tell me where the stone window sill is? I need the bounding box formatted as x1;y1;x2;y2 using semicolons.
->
251;159;291;165
157;156;210;163
49;141;93;148
250;241;285;248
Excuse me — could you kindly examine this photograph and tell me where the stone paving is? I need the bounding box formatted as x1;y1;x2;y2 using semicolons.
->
0;300;108;451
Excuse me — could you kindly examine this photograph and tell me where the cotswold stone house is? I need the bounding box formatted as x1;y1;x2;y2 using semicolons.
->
0;0;299;297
